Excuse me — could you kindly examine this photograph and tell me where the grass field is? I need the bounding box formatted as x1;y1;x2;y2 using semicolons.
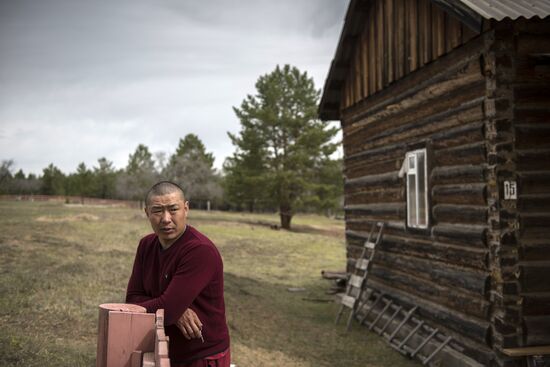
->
0;200;419;366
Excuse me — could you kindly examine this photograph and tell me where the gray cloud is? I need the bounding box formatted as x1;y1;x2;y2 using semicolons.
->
0;0;348;174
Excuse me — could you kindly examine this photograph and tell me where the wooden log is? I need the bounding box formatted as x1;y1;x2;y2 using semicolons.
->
343;75;484;151
520;262;550;292
517;149;550;171
341;31;488;128
515;86;550;110
366;278;491;345
373;250;489;295
524;316;550;345
434;142;486;167
370;264;490;318
345;171;400;189
346;187;404;205
346;140;406;163
519;171;550;195
345;95;485;156
96;303;155;367
345;157;400;179
432;204;487;225
431;164;486;185
502;345;550;357
432;183;486;206
522;292;550;316
516;124;550;150
431;121;484;150
344;203;405;217
373;233;488;270
520;241;550;261
431;222;487;247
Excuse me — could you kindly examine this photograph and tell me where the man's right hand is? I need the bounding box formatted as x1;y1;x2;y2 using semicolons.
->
176;308;203;340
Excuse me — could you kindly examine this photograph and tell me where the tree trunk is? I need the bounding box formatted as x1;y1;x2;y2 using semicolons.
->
280;204;293;230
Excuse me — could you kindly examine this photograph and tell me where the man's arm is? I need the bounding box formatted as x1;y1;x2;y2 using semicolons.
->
125;241;153;303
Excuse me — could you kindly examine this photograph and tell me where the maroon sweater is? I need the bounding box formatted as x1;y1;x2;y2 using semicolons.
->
126;225;230;363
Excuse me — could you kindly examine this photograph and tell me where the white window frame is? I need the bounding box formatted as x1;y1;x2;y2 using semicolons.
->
405;148;429;229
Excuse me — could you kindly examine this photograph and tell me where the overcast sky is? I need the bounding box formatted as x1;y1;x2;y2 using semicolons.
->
0;0;348;175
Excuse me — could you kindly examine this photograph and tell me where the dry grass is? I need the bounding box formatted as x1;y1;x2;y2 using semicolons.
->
0;201;419;366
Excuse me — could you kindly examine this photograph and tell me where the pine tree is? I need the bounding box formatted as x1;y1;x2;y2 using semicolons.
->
228;64;339;229
41;163;66;195
163;134;221;205
117;144;157;201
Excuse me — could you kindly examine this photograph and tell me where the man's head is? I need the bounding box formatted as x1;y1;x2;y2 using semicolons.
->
144;181;189;248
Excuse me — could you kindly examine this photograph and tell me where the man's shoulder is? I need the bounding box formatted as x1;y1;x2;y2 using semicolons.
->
138;233;158;248
186;225;213;245
182;226;220;256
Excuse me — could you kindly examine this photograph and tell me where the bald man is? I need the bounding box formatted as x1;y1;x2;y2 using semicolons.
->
126;181;230;367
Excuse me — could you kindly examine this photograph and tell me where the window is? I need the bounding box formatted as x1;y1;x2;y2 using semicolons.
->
404;149;428;229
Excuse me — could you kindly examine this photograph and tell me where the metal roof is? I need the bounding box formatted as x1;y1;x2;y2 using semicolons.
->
459;0;550;21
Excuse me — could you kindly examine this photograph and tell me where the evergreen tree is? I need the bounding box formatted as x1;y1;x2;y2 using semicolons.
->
169;134;215;168
223;127;269;212
0;160;14;194
41;163;66;195
93;157;117;199
117;144;157;201
72;162;94;199
228;64;339;229
163;134;221;205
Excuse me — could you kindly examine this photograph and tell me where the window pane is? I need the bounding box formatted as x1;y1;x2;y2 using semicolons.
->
417;151;427;227
407;174;417;226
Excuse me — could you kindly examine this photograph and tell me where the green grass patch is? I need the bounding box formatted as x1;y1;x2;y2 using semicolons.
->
0;201;418;366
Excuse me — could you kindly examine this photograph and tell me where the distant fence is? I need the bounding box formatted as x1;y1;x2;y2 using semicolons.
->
0;194;142;208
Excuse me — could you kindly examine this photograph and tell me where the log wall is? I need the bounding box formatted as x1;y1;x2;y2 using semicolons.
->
341;32;493;363
484;18;550;364
336;3;550;364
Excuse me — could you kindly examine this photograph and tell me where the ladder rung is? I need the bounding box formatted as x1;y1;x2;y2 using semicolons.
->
411;328;439;357
355;258;370;271
389;341;409;356
349;274;364;289
379;306;402;335
398;320;424;349
369;300;393;331
364;241;376;250
388;306;418;342
359;292;384;325
423;336;452;365
341;295;357;309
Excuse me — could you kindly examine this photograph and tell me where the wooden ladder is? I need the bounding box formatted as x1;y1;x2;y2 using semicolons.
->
335;222;384;331
360;290;453;365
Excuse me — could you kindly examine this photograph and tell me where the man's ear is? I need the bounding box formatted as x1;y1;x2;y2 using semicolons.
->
144;207;149;217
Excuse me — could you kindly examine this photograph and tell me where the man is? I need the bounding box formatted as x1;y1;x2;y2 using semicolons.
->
126;181;230;367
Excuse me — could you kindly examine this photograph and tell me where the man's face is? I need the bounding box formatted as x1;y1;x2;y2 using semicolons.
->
145;192;189;247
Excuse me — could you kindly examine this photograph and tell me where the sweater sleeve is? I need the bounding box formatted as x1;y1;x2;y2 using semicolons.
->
137;244;218;325
125;240;153;304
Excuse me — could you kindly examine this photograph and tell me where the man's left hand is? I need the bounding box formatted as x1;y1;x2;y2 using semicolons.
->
176;308;203;340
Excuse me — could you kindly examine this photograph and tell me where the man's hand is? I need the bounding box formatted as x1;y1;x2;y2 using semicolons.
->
176;308;203;340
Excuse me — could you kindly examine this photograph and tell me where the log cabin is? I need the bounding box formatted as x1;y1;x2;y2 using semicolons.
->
319;1;550;366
